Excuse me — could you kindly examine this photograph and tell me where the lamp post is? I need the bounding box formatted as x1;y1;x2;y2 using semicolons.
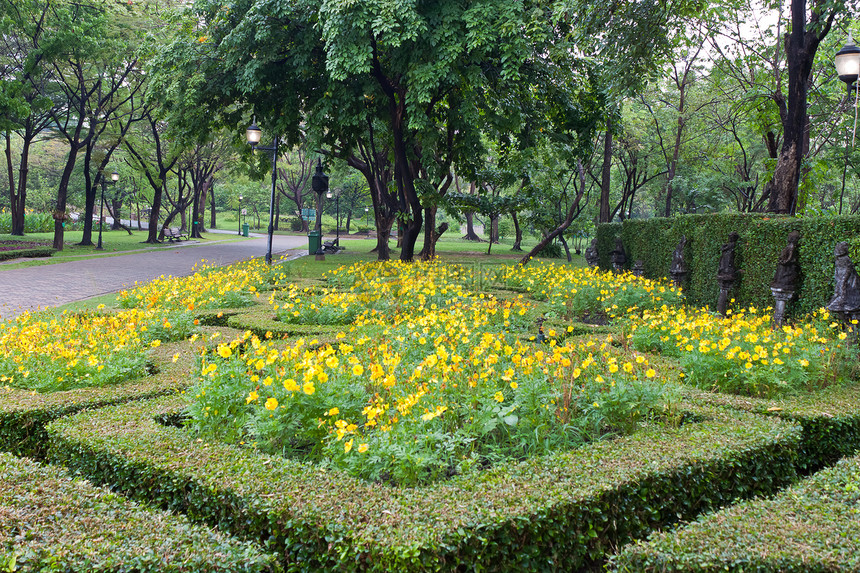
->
327;188;340;247
96;170;119;250
836;34;860;147
312;159;329;258
237;195;243;235
246;120;279;264
365;206;370;234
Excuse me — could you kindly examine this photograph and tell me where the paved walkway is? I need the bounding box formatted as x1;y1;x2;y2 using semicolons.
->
0;233;308;319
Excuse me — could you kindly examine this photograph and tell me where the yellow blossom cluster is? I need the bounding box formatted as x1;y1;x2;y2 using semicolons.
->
0;307;168;391
623;305;854;397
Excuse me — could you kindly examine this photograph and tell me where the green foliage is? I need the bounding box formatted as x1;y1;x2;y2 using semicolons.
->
612;452;860;572
0;451;279;572
0;246;54;261
46;394;799;572
596;214;860;317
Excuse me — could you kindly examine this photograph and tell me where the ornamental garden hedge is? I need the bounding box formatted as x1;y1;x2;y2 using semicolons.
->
595;213;860;317
612;451;860;572
45;394;800;572
0;451;279;572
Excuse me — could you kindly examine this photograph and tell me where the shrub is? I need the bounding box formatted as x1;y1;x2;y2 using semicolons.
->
611;452;860;572
595;213;860;317
289;218;304;231
0;451;279;572
46;395;800;572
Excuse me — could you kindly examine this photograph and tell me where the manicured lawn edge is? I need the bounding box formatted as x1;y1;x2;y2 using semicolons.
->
0;451;279;572
611;451;860;572
680;383;860;471
46;395;801;572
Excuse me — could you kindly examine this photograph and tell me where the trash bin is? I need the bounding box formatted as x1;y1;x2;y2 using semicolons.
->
308;230;321;255
242;223;249;237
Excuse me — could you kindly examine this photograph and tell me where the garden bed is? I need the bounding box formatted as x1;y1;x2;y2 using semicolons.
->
0;451;278;572
46;394;800;572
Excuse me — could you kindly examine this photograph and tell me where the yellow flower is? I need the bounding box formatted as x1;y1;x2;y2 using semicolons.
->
246;390;259;404
510;381;518;390
217;344;232;358
494;391;504;402
344;438;354;453
645;368;656;378
352;364;364;376
303;382;316;395
265;397;278;410
150;339;161;348
326;407;340;416
358;443;369;453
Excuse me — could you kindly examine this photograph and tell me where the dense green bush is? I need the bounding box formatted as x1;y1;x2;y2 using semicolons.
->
595;214;860;316
0;452;279;572
46;394;799;572
612;452;860;572
0;247;55;261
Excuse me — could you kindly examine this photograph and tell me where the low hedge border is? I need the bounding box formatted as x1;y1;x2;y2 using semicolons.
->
611;451;860;572
0;247;55;262
680;383;860;472
46;394;801;572
0;326;235;458
226;305;344;340
0;451;279;572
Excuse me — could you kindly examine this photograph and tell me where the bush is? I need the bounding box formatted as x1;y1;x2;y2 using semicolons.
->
46;395;799;572
497;219;512;239
0;247;55;261
535;241;564;258
595;213;860;317
611;452;860;572
289;218;305;231
0;451;279;572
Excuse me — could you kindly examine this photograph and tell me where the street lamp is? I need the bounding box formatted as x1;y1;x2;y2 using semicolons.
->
246;119;279;264
836;33;860;94
365;206;370;234
237;195;244;236
326;188;340;247
312;159;328;258
96;169;119;250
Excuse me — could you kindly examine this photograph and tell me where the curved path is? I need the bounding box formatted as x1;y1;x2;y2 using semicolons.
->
0;233;308;319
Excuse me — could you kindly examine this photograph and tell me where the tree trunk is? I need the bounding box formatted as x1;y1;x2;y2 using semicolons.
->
490;215;499;244
511;211;523;251
599;125;613;223
519;185;587;266
422;221;448;261
209;184;217;228
345;211;352;233
79;149;96;246
273;195;280;231
419;206;436;258
145;184;164;243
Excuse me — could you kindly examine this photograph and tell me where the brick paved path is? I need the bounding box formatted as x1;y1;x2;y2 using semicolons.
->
0;233;307;319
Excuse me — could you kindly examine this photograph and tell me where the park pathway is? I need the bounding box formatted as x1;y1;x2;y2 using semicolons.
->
0;233;308;319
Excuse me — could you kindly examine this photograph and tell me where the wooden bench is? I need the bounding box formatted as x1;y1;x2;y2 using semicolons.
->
323;240;343;253
164;227;188;242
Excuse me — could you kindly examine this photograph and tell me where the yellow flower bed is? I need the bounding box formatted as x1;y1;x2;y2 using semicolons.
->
0;308;178;392
623;305;855;397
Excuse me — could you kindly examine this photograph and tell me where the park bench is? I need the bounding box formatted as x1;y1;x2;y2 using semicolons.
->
164;227;188;242
323;240;343;253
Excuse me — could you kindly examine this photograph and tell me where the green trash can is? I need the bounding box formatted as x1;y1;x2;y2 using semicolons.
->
242;223;249;237
308;230;321;255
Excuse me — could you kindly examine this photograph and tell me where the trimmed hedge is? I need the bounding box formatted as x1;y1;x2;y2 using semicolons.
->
0;247;55;262
46;394;800;572
0;452;279;572
681;383;860;472
0;327;231;458
226;304;343;340
612;452;860;572
595;214;860;316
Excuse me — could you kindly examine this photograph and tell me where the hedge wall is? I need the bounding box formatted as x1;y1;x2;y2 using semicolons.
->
46;394;800;572
611;452;860;572
595;214;860;316
0;452;279;572
681;383;860;473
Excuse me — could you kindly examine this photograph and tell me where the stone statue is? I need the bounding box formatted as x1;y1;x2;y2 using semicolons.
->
771;231;801;291
827;242;860;319
717;231;740;316
632;260;645;277
610;238;626;272
771;230;801;325
669;235;689;288
584;239;599;267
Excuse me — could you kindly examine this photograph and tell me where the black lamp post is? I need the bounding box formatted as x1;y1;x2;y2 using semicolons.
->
327;188;340;247
246;119;279;264
96;169;119;250
237;194;243;235
312;159;328;257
